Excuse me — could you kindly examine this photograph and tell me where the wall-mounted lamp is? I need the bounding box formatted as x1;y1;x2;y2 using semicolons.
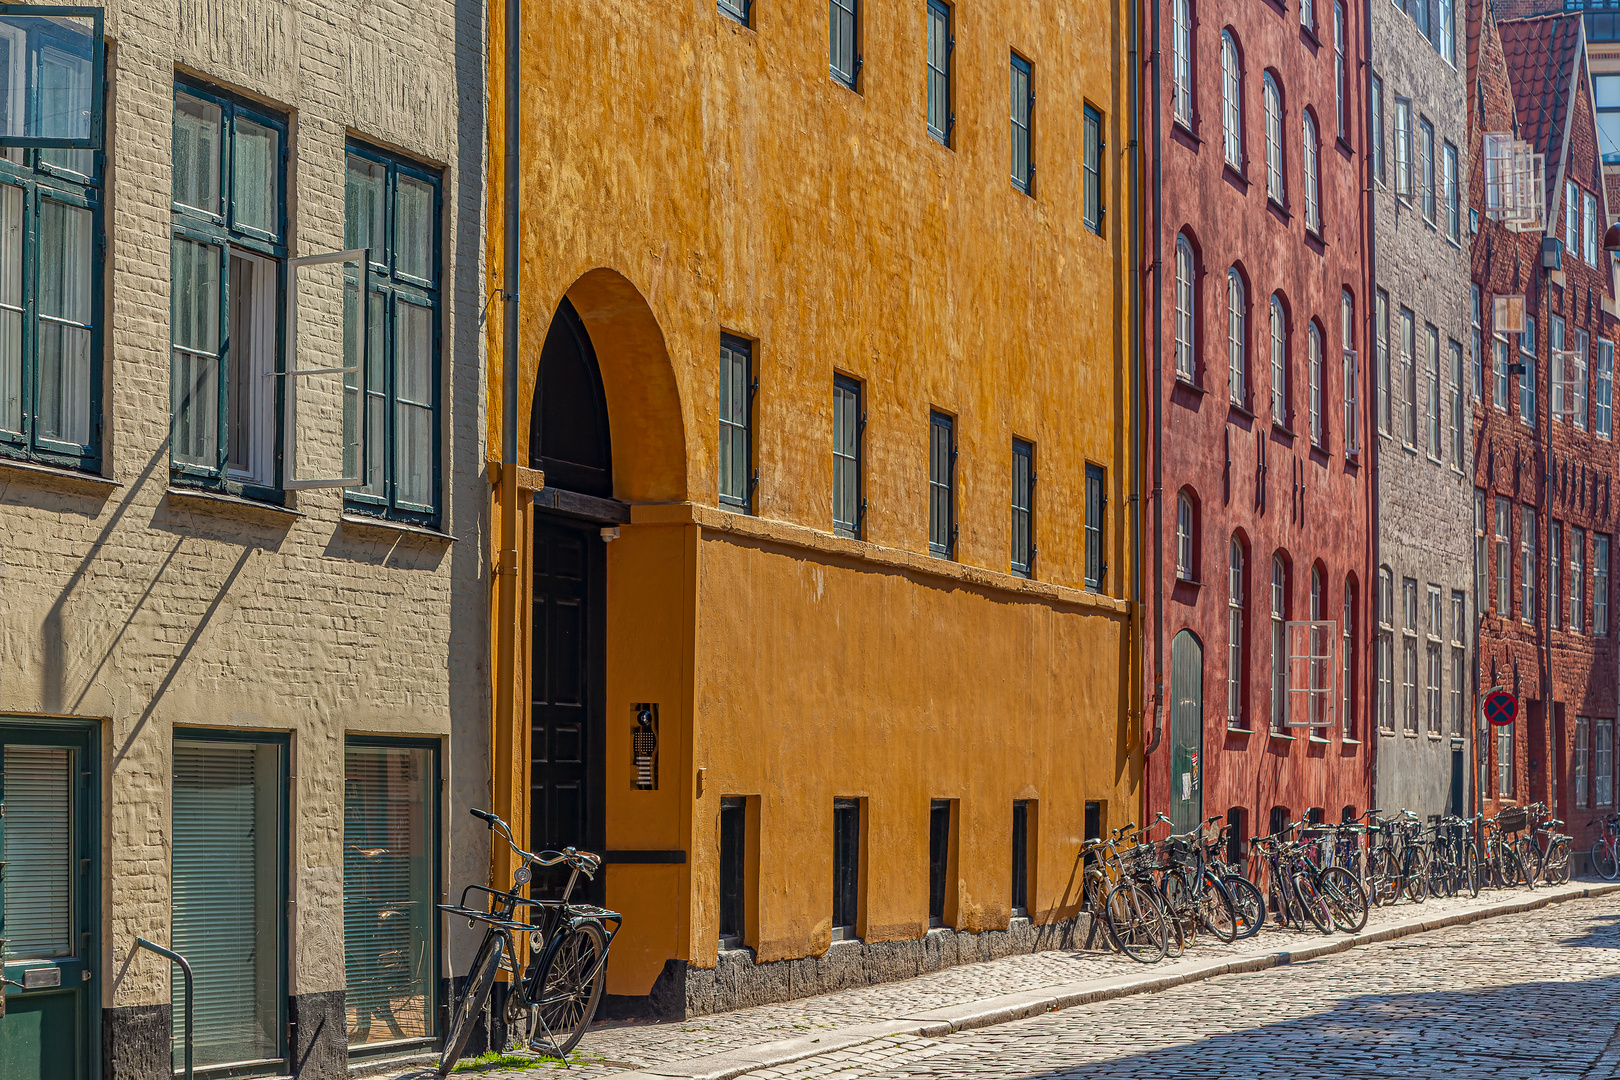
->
1604;221;1620;252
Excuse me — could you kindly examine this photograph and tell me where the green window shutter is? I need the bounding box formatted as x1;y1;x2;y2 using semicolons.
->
344;743;436;1048
172;740;282;1069
1;746;73;961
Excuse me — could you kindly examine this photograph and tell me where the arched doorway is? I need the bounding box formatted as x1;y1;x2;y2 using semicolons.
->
528;297;614;897
1169;630;1204;834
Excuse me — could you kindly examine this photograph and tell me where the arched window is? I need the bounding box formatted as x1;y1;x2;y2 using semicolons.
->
1309;322;1325;447
1303;111;1321;232
1177;492;1196;579
1263;73;1283;203
1334;2;1347;140
1172;0;1192;126
1270;294;1287;423
1228;268;1247;404
1343;578;1356;739
1342;290;1358;453
1229;537;1246;727
1271;555;1288;731
1175;234;1196;381
1221;32;1242;168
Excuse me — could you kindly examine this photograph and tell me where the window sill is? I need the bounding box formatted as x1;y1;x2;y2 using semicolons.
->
828;932;862;946
1230;402;1256;421
1269;731;1297;741
1175;377;1206;395
340;513;456;543
1336;136;1355;156
1268;197;1291;220
1227;726;1256;734
1273;421;1297;440
1175;575;1203;588
1308;735;1331;743
0;454;118;496
1223;163;1250;188
1172;118;1200;144
1342;738;1363;745
165;486;303;525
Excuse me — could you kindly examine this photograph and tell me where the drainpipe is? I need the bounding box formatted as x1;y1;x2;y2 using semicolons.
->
1144;0;1165;760
1362;2;1379;816
1128;0;1153;771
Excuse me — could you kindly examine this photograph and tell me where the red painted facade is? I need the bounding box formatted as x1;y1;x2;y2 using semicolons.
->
1143;0;1374;838
1469;3;1620;855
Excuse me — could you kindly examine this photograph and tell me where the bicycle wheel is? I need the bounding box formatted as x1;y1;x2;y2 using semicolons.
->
1195;870;1239;944
1402;849;1430;903
1290;872;1332;934
1462;844;1480;898
1368;849;1400;906
1223;875;1265;938
1546;838;1571;884
1158;870;1197;946
1428;849;1453;899
529;920;609;1058
1499;845;1529;889
1317;866;1369;933
1104;880;1170;964
439;931;506;1075
1594;839;1620;881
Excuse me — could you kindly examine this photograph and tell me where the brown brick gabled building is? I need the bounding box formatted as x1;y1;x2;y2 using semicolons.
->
1469;0;1620;849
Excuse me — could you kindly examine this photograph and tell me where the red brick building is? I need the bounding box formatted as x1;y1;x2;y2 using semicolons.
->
1143;0;1374;841
1469;1;1620;852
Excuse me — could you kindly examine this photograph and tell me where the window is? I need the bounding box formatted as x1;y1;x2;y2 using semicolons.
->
720;0;749;24
1475;488;1486;613
1371;75;1385;184
1228;268;1247;404
1493;325;1509;412
1495;496;1511;616
1402;578;1419;735
1401;307;1417;445
1449;592;1465;737
1344;292;1359;453
1176;491;1195;580
1264;73;1284;204
173;734;287;1070
1271;295;1288;423
1010;801;1030;916
1439;0;1455;63
1471;285;1483;401
928;800;951;926
1085;463;1106;590
1394;98;1412;198
1229;538;1247;727
1221;32;1242;169
1521;506;1537;622
1521;316;1537;424
0;43;102;473
1598;534;1612;636
1426;325;1441;459
1571;328;1590;430
1376;290;1390;433
1334;4;1348;140
719;336;753;509
1342;579;1356;739
1271;555;1288;732
170;85;286;494
1497;722;1513;797
1172;0;1193;126
1011;438;1035;576
1378;566;1394;733
1577;718;1591;808
832;375;863;537
719;797;747;944
926;0;952;144
929;411;955;557
1551;521;1562;630
1572;526;1586;633
1600;74;1620;165
1303;112;1321;233
830;0;859;88
1426;585;1442;736
1566;181;1579;260
1414;0;1429;39
1308;566;1328;734
1596;339;1614;439
1553;316;1568;422
345;738;439;1049
1601;721;1616;806
1309;322;1325;447
1011;54;1033;193
1418;119;1435;223
1083;105;1104;234
1175;234;1196;381
1450;340;1464;465
344;144;442;521
1302;0;1314;33
1585;191;1599;264
832;799;861;939
1443;143;1460;242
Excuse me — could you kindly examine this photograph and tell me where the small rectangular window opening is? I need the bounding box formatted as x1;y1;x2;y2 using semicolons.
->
832;798;861;940
719;797;746;947
928;800;951;926
1011;439;1035;577
929;411;956;557
833;375;864;538
1011;800;1031;916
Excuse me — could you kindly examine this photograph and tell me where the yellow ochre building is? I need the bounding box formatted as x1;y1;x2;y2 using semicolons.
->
485;0;1141;1014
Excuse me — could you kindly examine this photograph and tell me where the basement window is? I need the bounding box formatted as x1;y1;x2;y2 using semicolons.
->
1011;800;1030;917
832;799;861;940
719;797;745;948
928;800;951;927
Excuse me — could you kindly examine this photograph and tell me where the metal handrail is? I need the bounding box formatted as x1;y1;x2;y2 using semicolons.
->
134;937;192;1080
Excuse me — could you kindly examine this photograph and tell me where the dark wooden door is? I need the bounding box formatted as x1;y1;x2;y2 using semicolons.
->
530;518;604;899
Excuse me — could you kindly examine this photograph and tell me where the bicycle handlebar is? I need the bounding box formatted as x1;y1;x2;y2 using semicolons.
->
468;807;602;880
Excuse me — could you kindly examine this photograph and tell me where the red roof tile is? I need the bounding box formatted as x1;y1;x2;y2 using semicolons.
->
1498;13;1585;170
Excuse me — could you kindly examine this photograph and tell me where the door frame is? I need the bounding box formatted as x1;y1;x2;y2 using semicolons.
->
1168;630;1205;834
0;715;101;1080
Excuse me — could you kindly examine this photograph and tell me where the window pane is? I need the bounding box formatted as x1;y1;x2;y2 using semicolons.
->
1;746;73;961
396;175;434;281
359;291;387;496
171;237;221;467
0;183;21;435
36;198;92;446
346;156;386;257
226;255;261;477
396;300;433;506
344;743;436;1047
174;93;223;215
232;117;279;236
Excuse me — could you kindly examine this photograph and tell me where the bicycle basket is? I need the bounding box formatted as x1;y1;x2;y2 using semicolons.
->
1495;806;1528;833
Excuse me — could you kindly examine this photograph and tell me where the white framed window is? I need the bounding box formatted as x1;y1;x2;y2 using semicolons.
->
1572;526;1586;633
1172;0;1192;127
1522;505;1537;622
1470;285;1482;401
1264;73;1284;204
1303;112;1320;232
1449;591;1465;737
1498;721;1513;797
1377;566;1394;734
1175;234;1196;382
1301;0;1314;33
1426;325;1441;459
1439;0;1455;65
1376;290;1390;432
1343;580;1356;739
1271;554;1288;732
1271;294;1287;423
1222;32;1242;169
1309;322;1324;447
1521;315;1538;424
1229;537;1246;727
1343;291;1358;454
1334;3;1347;140
1598;534;1612;636
1599;720;1615;806
1450;339;1464;466
1551;521;1563;630
1566;180;1579;260
1444;142;1460;242
1419;118;1435;222
1596;339;1614;439
1402;307;1417;445
1228;268;1246;405
1176;492;1195;580
1402;577;1418;735
1394;98;1412;198
1495;496;1511;616
1586;191;1599;264
1425;585;1442;736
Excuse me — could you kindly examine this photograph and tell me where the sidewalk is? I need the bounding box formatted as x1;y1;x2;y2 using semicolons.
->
409;880;1620;1080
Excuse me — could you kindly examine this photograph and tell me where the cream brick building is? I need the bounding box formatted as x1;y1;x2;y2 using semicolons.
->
0;2;487;1078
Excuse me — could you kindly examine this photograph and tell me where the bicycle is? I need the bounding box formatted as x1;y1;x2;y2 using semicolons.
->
1250;826;1332;934
1515;804;1571;885
1590;815;1620;880
1294;823;1369;933
1481;809;1529;889
1080;825;1172;964
1205;822;1266;939
436;808;622;1074
1147;813;1239;946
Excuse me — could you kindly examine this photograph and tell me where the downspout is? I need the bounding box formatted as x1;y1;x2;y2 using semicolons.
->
1362;0;1379;815
1129;0;1153;771
1145;0;1166;759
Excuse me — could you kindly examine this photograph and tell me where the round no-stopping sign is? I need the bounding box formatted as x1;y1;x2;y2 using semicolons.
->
1484;689;1518;726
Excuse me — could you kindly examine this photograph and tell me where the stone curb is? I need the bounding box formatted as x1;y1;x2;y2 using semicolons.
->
599;880;1620;1080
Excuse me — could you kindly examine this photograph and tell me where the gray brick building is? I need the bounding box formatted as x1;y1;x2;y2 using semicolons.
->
1369;0;1474;817
0;2;487;1078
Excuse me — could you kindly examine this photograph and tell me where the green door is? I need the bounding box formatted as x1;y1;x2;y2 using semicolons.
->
0;722;98;1080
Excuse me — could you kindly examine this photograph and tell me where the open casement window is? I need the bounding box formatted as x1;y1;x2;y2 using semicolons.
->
1285;619;1337;728
0;7;103;151
1482;133;1545;231
281;248;369;489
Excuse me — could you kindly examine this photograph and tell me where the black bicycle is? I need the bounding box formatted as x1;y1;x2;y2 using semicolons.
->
437;809;622;1073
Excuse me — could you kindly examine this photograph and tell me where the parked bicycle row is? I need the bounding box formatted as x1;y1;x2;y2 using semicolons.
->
1081;802;1573;965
